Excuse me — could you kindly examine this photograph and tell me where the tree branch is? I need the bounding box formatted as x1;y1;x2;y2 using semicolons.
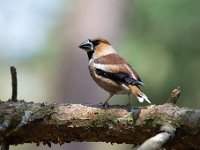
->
137;86;181;150
137;123;176;150
0;101;199;149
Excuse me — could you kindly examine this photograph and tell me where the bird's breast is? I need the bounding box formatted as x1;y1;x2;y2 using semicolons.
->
88;59;130;94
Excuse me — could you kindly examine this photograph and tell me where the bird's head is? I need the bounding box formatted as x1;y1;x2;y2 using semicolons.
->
79;37;110;52
79;37;115;59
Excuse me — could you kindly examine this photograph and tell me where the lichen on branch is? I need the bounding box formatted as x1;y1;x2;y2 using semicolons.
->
0;101;200;149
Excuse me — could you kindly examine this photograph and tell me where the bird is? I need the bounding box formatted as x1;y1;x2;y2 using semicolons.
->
79;37;151;107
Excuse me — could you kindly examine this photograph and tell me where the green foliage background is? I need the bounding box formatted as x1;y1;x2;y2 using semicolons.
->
119;0;200;108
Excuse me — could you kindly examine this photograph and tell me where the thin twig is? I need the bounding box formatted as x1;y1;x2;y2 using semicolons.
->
167;86;181;104
10;66;17;101
1;67;18;150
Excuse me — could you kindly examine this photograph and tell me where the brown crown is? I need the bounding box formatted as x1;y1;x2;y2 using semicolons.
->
93;37;111;45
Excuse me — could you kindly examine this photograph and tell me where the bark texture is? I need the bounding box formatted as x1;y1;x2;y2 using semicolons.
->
0;100;200;149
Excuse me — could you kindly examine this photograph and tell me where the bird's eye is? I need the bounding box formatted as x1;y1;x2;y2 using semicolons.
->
93;40;100;46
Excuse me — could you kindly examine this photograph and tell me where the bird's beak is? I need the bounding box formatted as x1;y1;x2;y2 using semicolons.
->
79;39;92;50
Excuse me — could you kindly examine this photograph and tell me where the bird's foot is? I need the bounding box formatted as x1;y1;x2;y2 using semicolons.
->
103;102;109;109
126;102;132;111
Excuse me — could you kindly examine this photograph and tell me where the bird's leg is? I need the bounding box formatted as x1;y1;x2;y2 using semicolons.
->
127;94;132;109
103;93;113;109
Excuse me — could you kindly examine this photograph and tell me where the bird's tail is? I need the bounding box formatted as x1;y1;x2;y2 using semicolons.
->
128;85;151;104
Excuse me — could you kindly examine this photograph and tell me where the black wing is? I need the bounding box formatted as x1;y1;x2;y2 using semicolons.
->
95;68;144;86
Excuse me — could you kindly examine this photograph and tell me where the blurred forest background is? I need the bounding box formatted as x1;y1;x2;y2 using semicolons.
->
0;0;200;150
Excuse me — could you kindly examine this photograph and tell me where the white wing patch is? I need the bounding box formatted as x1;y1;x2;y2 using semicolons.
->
136;94;151;104
93;63;116;72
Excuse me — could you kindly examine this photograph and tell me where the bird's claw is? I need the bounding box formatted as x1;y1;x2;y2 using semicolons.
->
126;102;132;111
103;102;109;109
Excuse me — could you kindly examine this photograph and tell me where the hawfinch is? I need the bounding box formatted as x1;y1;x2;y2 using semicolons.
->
79;37;151;107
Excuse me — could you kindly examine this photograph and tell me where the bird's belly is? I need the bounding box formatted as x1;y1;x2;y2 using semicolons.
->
88;64;130;94
94;76;128;94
